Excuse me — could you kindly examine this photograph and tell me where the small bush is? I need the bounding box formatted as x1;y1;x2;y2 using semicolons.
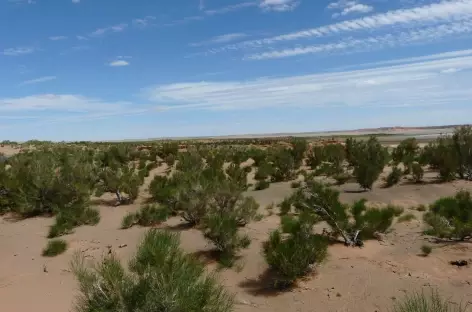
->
398;213;417;223
48;207;100;238
391;290;466;312
202;212;251;267
291;181;301;188
72;230;234;312
255;180;270;190
121;212;137;229
421;244;432;256
392;206;405;217
263;213;328;288
121;204;169;229
333;172;351;185
42;239;68;257
417;205;427;212
386;166;402;187
412;162;424;183
351;200;396;240
424;191;472;240
279;197;293;215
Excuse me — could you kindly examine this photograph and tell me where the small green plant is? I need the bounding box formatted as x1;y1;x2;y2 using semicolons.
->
391;290;466;312
121;204;169;229
398;213;417;223
48;207;100;238
121;212;137;229
412;162;424;183
291;181;301;188
417;205;427;212
333;172;351;185
255;180;270;190
278;197;293;215
421;244;432;256
386;166;403;187
263;213;328;288
71;230;234;312
42;239;68;257
392;206;405;217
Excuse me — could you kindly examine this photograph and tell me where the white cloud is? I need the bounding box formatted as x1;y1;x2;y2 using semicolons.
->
89;23;128;37
328;1;374;18
49;36;68;41
190;33;248;47
145;51;472;111
0;94;130;113
3;47;35;56
19;76;57;86
72;0;80;3
76;35;88;40
108;60;130;67
132;16;156;27
259;0;299;11
245;20;472;60
209;0;472;54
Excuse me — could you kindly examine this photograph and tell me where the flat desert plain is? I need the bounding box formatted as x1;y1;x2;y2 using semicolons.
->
0;152;471;312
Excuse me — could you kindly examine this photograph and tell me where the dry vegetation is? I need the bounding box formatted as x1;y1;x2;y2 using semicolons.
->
0;128;472;312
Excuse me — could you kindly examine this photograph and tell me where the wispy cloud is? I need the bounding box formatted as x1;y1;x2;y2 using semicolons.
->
76;35;88;40
132;16;156;28
190;33;248;47
49;35;68;41
3;47;35;56
19;76;57;86
209;0;472;54
259;0;300;12
72;0;80;3
108;59;130;67
245;20;472;60
145;51;472;111
89;23;128;37
328;1;374;18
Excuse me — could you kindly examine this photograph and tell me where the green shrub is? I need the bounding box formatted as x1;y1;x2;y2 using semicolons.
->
42;239;68;257
48;206;100;238
351;137;387;190
386;166;402;187
202;212;251;267
71;230;234;312
333;172;351;185
290;138;308;168
392;138;419;173
254;161;273;181
263;213;328;288
421;244;432;256
291;181;301;188
417;205;427;212
392;206;405;217
391;290;466;312
398;213;417;223
423;191;472;240
306;146;324;170
255;180;270;190
350;199;396;240
121;212;137;229
269;147;296;182
412;162;424;183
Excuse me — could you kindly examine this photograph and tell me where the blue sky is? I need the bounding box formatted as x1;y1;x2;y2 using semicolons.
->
2;0;472;141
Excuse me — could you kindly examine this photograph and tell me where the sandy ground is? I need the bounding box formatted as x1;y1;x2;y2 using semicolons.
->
1;165;472;312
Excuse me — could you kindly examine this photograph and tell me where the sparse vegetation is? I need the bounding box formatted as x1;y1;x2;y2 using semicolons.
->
398;213;417;223
421;244;432;256
263;213;328;288
42;239;68;257
71;230;234;312
391;290;466;312
386;166;403;187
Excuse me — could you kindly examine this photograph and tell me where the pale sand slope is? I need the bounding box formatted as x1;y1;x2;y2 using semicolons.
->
1;166;471;312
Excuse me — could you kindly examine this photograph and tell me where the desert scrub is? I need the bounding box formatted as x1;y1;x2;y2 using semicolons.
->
391;290;466;312
42;239;68;257
423;191;472;240
386;166;403;187
421;244;432;256
290;181;301;188
398;213;417;223
71;230;233;312
333;172;351;185
411;162;424;183
255;180;270;191
121;204;169;229
263;213;328;288
48;206;100;238
392;206;405;217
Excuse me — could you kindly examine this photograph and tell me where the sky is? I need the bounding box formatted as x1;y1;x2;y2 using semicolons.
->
2;0;472;141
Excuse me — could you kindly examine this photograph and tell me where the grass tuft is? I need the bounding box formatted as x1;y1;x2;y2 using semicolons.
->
42;239;68;257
